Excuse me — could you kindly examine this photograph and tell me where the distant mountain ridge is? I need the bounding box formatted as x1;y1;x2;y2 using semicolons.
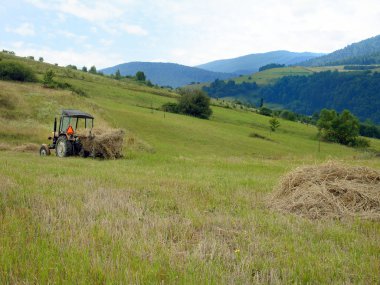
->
195;51;324;74
101;62;235;88
301;35;380;66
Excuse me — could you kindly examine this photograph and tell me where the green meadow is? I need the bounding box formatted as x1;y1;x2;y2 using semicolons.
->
1;54;380;284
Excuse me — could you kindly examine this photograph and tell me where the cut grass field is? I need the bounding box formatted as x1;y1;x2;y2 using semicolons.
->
232;66;352;86
1;54;380;284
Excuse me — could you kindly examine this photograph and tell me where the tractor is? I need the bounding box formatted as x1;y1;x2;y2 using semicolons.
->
40;109;94;157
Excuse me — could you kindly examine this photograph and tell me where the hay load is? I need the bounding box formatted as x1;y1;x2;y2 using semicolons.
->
270;162;380;220
76;128;125;159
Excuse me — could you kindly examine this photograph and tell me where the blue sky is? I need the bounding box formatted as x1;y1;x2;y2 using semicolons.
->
1;0;380;69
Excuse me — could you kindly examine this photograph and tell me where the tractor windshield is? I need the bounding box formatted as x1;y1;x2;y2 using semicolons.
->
60;116;93;133
60;116;70;133
72;117;93;130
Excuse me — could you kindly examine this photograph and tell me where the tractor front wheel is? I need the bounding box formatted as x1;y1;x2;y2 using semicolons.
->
56;136;72;158
39;144;51;156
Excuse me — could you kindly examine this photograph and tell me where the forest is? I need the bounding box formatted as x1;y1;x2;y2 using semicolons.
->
260;70;380;123
203;71;380;124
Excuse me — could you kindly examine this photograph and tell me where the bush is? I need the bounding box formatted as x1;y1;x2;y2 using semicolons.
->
317;109;360;146
177;89;212;119
280;110;296;121
0;61;37;82
161;102;178;113
43;69;55;88
269;117;280;132
259;107;272;116
162;89;213;119
136;71;146;81
350;137;370;148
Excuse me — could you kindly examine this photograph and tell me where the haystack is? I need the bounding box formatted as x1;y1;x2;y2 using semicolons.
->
14;143;40;152
76;128;125;159
269;162;380;220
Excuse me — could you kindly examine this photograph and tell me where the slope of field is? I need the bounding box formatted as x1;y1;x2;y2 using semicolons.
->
196;51;323;74
101;62;235;88
1;54;380;284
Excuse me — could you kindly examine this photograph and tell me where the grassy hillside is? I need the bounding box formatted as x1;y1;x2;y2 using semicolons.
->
1;53;380;284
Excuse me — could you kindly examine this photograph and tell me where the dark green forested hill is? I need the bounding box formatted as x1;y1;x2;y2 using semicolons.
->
260;71;380;123
202;70;380;124
301;35;380;66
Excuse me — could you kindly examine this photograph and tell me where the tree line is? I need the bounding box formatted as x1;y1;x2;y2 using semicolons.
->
203;70;380;124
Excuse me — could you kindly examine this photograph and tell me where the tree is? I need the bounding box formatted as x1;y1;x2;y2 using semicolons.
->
269;117;280;132
89;65;97;74
135;71;146;81
66;65;77;70
115;69;121;80
164;89;213;119
259;98;264;108
0;61;37;82
43;69;55;88
82;66;87;72
259;63;285;72
259;107;272;116
280;110;296;121
177;89;212;119
38;57;44;62
317;109;361;145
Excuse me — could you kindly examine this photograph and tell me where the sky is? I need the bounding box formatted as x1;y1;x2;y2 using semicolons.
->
1;0;380;69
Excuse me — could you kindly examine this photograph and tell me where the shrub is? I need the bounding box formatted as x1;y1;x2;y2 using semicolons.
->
0;60;37;82
280;110;296;121
259;107;272;116
350;137;370;148
177;89;212;119
161;102;178;113
162;89;213;119
269;117;280;132
136;71;146;81
317;109;361;146
43;69;55;88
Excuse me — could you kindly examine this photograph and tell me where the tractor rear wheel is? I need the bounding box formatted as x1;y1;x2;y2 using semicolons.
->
56;136;73;158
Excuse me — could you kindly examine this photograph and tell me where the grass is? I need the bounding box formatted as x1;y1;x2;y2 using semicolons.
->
1;53;380;284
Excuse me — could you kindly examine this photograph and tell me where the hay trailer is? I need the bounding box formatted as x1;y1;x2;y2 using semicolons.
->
39;109;94;157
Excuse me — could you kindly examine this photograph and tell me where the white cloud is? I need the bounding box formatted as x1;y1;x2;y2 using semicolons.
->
99;38;113;46
8;0;380;67
122;24;148;36
4;45;123;69
11;41;25;48
59;31;88;43
5;22;35;36
27;0;125;22
148;0;380;65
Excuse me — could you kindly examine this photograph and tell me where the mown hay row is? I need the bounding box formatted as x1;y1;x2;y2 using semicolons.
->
269;161;380;220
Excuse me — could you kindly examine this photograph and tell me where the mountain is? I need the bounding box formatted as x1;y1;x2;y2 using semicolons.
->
195;51;324;74
101;62;235;88
301;35;380;66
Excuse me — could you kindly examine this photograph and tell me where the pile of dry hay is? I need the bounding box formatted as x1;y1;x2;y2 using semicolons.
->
76;128;125;159
0;143;40;152
269;162;380;220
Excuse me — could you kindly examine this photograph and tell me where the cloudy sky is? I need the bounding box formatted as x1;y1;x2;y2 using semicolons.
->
1;0;380;68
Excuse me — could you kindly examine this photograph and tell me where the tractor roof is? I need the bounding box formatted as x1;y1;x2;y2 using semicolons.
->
61;109;94;119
